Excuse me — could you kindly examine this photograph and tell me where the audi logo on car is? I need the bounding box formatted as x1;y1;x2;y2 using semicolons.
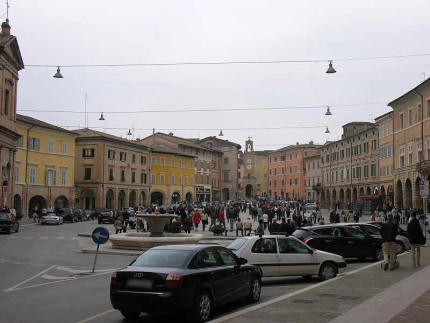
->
133;273;144;278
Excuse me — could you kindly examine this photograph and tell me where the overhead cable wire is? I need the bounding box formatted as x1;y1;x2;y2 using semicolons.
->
18;101;387;114
24;53;430;68
58;125;336;131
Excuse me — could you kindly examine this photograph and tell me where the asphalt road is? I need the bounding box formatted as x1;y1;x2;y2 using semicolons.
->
0;215;371;323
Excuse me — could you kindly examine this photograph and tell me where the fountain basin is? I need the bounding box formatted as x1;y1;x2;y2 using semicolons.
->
139;214;175;237
110;232;204;251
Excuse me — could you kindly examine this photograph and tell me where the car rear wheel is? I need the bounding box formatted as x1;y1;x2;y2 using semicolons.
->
396;242;405;254
194;290;212;322
318;262;337;281
248;277;261;303
120;310;140;319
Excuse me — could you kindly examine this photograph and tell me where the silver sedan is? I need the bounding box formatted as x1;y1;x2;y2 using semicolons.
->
41;212;63;225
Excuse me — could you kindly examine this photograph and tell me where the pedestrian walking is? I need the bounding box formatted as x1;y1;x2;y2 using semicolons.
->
193;210;201;231
244;217;253;236
114;217;123;234
262;213;269;229
236;218;244;236
256;219;264;235
380;215;398;270
201;211;208;231
407;212;426;267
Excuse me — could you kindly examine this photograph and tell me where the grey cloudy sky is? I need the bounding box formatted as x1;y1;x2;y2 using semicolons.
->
12;0;430;150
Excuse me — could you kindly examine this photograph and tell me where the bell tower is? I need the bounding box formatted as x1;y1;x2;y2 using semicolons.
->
245;135;253;153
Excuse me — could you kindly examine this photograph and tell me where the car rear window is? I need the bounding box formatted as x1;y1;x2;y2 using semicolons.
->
292;229;313;240
132;249;192;268
45;213;57;217
0;213;9;219
227;238;248;251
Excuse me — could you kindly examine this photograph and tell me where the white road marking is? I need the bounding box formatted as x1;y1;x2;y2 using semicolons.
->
4;265;56;292
41;274;73;280
6;236;17;239
55;237;66;240
40;237;50;240
8;270;116;292
23;237;33;239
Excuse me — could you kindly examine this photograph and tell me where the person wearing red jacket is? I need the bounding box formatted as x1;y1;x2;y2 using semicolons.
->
218;209;225;227
193;210;201;231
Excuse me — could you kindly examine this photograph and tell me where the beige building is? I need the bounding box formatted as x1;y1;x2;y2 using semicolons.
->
389;78;430;210
304;154;322;202
197;136;241;201
74;129;151;210
375;111;395;208
241;138;270;199
319;122;379;211
0;20;24;209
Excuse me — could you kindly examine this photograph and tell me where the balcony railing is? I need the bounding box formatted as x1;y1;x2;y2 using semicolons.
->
416;160;430;174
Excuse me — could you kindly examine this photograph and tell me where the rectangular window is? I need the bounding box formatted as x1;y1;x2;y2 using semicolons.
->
48;140;54;153
120;152;127;161
151;156;156;165
418;104;423;122
171;174;175;185
294;178;298;185
427;99;430;119
274;180;277;187
121;170;125;182
61;142;68;155
3;89;9;115
45;168;56;185
223;171;230;182
418;139;423;162
141;173;147;184
29;137;40;151
151;174;156;184
179;176;182;185
289;179;292;185
185;176;188;186
29;167;36;184
408;108;413;126
84;168;91;180
223;157;229;164
132;154;136;164
364;165;369;178
178;160;182;167
371;164;377;177
14;164;20;183
17;136;23;148
140;155;147;165
160;174;165;184
160;157;166;166
400;112;404;129
282;167;285;174
108;149;115;159
61;169;67;186
371;139;377;151
82;148;95;157
274;168;277;175
109;169;114;181
132;171;136;183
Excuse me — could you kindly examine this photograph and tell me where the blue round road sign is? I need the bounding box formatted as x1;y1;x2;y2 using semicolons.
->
92;227;110;245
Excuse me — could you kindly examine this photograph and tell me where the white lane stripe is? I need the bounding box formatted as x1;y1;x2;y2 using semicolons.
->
23;237;33;239
8;270;116;292
56;237;66;240
209;256;405;323
40;237;50;240
41;274;73;280
4;265;56;292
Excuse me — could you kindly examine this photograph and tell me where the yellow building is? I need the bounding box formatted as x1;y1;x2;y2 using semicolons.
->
14;114;77;217
149;148;196;205
241;138;270;199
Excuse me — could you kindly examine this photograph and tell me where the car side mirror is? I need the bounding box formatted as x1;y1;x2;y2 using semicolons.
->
239;257;247;265
308;248;314;254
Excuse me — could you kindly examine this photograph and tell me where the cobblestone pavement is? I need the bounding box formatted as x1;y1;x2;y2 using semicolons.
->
389;289;430;323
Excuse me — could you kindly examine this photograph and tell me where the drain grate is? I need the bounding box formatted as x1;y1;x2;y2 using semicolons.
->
338;295;361;300
318;293;339;298
293;299;317;304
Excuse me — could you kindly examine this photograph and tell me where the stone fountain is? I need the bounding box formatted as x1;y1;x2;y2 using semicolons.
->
109;207;204;251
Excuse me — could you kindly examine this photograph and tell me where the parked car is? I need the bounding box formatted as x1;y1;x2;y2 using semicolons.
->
83;209;94;221
74;209;84;221
58;208;77;223
293;224;383;261
0;211;19;234
110;244;261;322
342;223;410;254
304;202;317;210
363;221;410;239
227;235;345;281
41;212;63;225
98;210;115;224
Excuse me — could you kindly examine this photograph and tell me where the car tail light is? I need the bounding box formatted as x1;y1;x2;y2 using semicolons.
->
164;273;183;289
97;214;101;218
110;272;117;285
6;215;11;224
303;237;313;244
109;214;113;218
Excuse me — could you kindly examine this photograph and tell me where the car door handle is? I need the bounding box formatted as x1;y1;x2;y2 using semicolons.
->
347;241;355;244
326;240;332;243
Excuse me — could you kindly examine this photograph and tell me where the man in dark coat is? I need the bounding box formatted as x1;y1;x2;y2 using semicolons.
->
407;212;425;267
380;215;398;270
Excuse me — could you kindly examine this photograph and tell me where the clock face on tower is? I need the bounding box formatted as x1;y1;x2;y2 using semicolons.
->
247;158;252;165
247;164;252;170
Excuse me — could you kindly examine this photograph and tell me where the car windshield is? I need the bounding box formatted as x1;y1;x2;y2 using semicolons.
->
292;229;315;239
227;238;248;251
0;213;9;219
132;249;192;268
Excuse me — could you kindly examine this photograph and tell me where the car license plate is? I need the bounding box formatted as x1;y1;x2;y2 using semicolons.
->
126;278;153;289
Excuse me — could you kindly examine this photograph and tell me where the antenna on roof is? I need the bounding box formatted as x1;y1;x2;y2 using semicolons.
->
6;0;9;20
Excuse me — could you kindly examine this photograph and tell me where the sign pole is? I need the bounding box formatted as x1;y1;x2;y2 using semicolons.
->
92;244;100;273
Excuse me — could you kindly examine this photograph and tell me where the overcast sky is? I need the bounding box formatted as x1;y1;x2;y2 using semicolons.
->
11;0;430;150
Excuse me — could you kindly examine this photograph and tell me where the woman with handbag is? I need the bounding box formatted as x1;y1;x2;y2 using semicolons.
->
407;212;426;267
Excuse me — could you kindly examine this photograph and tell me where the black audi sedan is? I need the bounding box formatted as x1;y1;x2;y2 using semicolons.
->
293;224;383;261
110;244;262;322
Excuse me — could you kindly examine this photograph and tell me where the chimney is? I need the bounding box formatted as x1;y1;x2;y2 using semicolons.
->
1;19;10;36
